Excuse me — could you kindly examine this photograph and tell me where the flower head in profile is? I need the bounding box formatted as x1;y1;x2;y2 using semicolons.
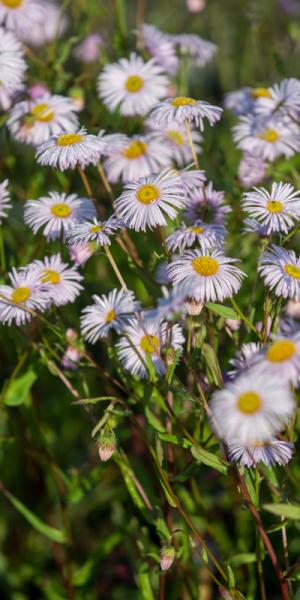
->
258;334;300;385
66;215;123;247
149;96;222;131
117;317;184;378
184;181;231;225
233;114;300;161
146;118;203;166
69;243;93;267
238;153;267;188
174;33;217;66
224;86;272;116
8;94;79;146
80;289;140;343
179;168;206;195
24;192;96;241
210;370;295;444
114;169;185;231
142;24;179;75
227;439;294;467
33;254;83;306
255;78;300;119
168;249;245;302
228;342;261;378
0;266;50;326
0;180;11;223
259;245;300;300
243;182;300;234
0;26;27;88
35;128;107;171
166;220;225;253
97;52;169;117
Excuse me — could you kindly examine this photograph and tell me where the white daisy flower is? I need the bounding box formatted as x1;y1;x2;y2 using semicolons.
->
210;370;295;444
33;254;83;307
224;86;272;116
142;24;179;75
255;78;300;119
179;168;206;195
80;288;140;343
166;220;225;253
0;179;11;223
0;26;27;88
66;215;124;247
233;114;300;161
114;169;185;231
97;52;169;117
35;128;107;171
0;0;45;38
0;265;50;326
117;317;185;378
228;342;261;378
0;81;23;111
242;182;300;235
238;153;267;188
24;1;67;48
168;249;245;302
144;286;189;322
8;94;79;146
146;118;203;167
259;245;300;300
103;134;172;184
24;192;96;241
174;33;217;66
149;96;222;131
227;439;294;467
258;333;300;385
184;181;231;225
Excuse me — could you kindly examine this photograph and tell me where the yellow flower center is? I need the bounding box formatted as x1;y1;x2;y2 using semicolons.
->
285;264;300;279
171;96;197;107
90;224;103;233
123;140;148;160
31;103;55;123
192;256;219;276
51;203;72;218
140;334;160;353
267;200;283;213
251;87;272;99
267;339;296;362
125;75;144;93
11;286;31;303
105;309;116;323
1;0;23;8
167;130;185;145
237;391;261;414
136;184;160;205
41;269;61;285
56;133;83;146
258;128;279;143
189;226;204;234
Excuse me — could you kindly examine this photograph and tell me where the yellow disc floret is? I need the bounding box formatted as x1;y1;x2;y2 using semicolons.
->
56;133;83;146
41;269;61;285
11;286;31;303
192;256;219;276
167;130;185;145
140;334;159;353
51;203;72;218
125;75;144;93
267;200;283;213
267;339;296;362
31;103;55;123
136;184;160;205
251;87;272;99
171;97;197;107
258;128;279;143
105;309;116;323
1;0;23;8
237;391;261;414
123;140;147;159
285;264;300;279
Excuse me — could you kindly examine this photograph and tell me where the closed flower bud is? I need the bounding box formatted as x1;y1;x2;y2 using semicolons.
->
98;431;116;462
160;545;175;571
186;299;204;315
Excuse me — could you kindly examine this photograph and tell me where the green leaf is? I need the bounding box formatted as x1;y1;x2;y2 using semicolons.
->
74;396;120;405
201;343;222;386
263;503;300;520
229;553;256;566
227;564;235;588
191;446;228;474
206;302;239;320
3;369;37;406
145;406;166;433
138;563;155;600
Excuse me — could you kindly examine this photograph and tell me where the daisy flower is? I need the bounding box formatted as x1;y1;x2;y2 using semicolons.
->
24;192;96;241
74;33;104;63
146;118;203;167
210;370;295;444
179;168;206;195
0;26;27;88
97;52;169;117
227;439;294;467
228;342;261;378
0;0;45;38
149;96;222;131
33;254;83;306
80;289;140;343
66;215;124;247
168;249;245;302
103;134;172;184
0;180;11;223
69;243;93;267
238;153;267;188
242;182;300;234
0;266;50;326
114;169;185;231
142;24;179;75
233;114;300;161
258;333;300;385
243;218;269;237
174;33;217;66
166;220;225;253
20;1;67;47
144;286;189;322
8;94;79;146
255;78;300;119
224;86;272;116
117;317;185;378
0;82;23;111
35;128;107;171
184;182;231;225
259;245;300;300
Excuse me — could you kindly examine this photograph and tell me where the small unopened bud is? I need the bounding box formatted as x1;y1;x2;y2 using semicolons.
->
186;299;204;316
160;545;175;571
163;346;177;367
218;588;235;600
98;431;116;462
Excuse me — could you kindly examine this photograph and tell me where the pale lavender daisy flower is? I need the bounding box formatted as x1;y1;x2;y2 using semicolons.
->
36;128;107;171
155;260;170;285
33;254;83;306
168;249;245;302
174;33;217;66
258;334;300;385
74;33;104;63
238;153;267;188
0;82;23;111
243;182;300;234
233;114;300;161
224;86;272;116
20;1;67;47
144;286;189;322
8;94;79;146
184;181;231;225
0;0;45;40
142;24;179;75
227;439;294;467
179;168;206;195
114;169;185;231
149;96;222;131
80;288;140;343
243;218;269;236
0;266;50;326
228;342;261;378
259;245;300;300
0;26;27;88
66;215;123;247
210;370;295;444
166;220;225;253
255;78;300;119
24;192;96;241
69;243;93;267
117;317;185;378
145;118;203;167
0;180;11;223
97;52;169;117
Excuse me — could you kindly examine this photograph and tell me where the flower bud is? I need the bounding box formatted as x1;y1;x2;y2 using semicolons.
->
160;545;175;571
98;431;116;462
186;299;204;316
